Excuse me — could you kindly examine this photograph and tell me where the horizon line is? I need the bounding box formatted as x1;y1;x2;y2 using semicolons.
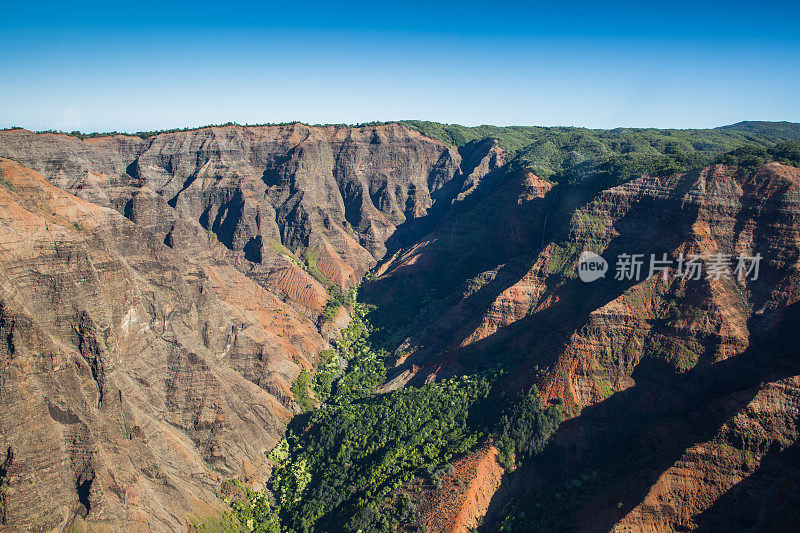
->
3;119;798;138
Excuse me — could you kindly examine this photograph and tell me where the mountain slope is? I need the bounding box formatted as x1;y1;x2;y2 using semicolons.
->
0;158;325;530
0;123;484;531
0;124;464;291
366;156;800;531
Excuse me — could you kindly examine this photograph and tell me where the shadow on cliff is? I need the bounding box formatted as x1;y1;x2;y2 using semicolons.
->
365;164;555;355
693;439;800;532
393;165;800;529
385;139;506;253
399;170;704;383
368;169;708;381
481;300;800;532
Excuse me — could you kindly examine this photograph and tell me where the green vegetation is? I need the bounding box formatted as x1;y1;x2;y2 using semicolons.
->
310;349;339;404
719;120;800;138
548;210;613;275
543;205;613;277
224;481;281;533
401;120;800;185
645;335;700;372
316;296;384;404
599;380;615;399
290;370;314;412
268;237;304;268
717;144;770;167
322;299;340;321
271;374;492;531
302;248;330;287
582;150;708;186
227;296;562;532
716;140;800;168
496;387;563;471
322;287;346;322
497;470;601;532
768;140;800;167
318;300;386;405
303;250;359;323
190;512;248;533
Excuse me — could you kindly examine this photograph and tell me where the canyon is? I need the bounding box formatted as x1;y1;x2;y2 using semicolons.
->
0;121;799;532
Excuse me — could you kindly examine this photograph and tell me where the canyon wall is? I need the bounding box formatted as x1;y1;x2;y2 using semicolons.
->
0;124;489;531
369;161;800;531
2;122;800;531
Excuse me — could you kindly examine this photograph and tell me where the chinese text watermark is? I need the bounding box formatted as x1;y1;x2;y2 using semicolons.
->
578;252;762;283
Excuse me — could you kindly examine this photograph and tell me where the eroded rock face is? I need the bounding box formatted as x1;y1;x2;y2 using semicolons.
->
534;164;800;410
3;120;800;533
402;444;505;533
367;166;554;388
0;159;321;530
370;162;800;531
0;125;490;531
612;375;800;532
372;163;800;392
0;124;463;292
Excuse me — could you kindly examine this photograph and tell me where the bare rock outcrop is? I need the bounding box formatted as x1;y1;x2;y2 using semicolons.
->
404;444;505;533
0;125;496;531
0;124;464;294
0;158;322;530
370;161;800;531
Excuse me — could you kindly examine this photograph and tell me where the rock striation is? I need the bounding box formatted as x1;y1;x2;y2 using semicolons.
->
0;158;326;530
2;121;800;532
0;124;491;531
369;161;800;531
0;124;464;292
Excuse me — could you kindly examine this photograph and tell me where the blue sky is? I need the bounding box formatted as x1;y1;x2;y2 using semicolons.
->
2;0;799;132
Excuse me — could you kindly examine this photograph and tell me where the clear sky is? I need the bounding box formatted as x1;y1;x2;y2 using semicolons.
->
2;0;799;132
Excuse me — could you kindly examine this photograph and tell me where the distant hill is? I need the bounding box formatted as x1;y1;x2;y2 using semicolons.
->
718;120;800;138
401;119;800;184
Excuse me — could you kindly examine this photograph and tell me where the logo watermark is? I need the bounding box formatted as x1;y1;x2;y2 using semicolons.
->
577;251;608;282
577;252;762;283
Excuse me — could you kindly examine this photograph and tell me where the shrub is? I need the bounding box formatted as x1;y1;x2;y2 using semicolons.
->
716;145;768;167
496;387;563;471
769;140;800;167
290;370;314;411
